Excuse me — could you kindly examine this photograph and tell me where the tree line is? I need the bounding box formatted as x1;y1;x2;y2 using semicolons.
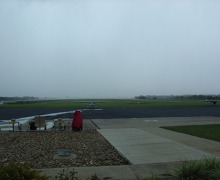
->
135;95;220;100
0;96;39;101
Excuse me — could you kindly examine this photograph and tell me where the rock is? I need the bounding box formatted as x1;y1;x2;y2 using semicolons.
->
0;130;129;168
1;158;8;163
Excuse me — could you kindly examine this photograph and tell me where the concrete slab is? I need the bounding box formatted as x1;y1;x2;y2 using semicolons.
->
93;116;220;129
145;127;220;158
130;162;181;180
98;128;211;165
40;165;138;180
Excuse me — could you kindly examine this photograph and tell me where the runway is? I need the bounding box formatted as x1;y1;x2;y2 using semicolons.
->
0;106;220;120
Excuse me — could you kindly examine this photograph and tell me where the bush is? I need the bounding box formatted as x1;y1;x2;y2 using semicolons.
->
172;157;220;180
0;162;48;180
0;163;101;180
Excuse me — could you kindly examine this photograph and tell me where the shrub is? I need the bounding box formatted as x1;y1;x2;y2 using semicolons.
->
172;157;220;180
0;162;48;180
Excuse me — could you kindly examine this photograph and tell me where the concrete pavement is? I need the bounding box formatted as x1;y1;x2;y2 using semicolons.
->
92;116;220;129
98;128;211;165
40;117;220;179
93;117;220;165
40;162;182;180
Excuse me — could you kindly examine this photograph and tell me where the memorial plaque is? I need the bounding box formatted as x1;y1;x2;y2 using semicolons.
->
58;149;71;156
11;119;16;125
11;119;16;131
34;116;45;128
53;149;77;160
57;119;62;130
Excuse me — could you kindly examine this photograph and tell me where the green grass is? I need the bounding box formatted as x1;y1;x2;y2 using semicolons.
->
2;99;210;108
162;124;220;142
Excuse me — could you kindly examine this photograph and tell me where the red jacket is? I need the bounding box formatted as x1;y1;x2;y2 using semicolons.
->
72;110;83;128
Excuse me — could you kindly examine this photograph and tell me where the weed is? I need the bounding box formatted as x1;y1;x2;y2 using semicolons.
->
146;172;159;180
54;169;101;180
55;168;79;180
87;174;101;180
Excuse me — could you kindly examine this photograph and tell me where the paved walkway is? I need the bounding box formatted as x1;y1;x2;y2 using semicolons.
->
40;117;220;179
94;117;220;162
98;128;211;165
40;163;181;180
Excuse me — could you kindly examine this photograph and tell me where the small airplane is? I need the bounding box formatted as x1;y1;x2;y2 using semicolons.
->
205;99;220;105
87;102;96;109
0;100;3;109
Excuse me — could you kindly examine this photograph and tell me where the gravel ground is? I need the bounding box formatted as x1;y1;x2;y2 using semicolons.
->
0;130;129;169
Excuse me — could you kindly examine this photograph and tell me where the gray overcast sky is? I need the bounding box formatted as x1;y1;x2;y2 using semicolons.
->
0;0;220;98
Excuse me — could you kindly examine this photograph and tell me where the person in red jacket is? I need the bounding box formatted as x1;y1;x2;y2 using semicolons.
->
72;110;83;131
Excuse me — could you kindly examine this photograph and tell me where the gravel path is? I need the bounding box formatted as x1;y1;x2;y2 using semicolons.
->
0;130;129;169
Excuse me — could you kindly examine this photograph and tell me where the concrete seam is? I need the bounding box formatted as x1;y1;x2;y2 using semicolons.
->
90;119;100;129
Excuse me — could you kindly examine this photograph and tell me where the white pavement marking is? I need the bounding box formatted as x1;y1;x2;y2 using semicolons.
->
144;120;158;122
98;128;211;165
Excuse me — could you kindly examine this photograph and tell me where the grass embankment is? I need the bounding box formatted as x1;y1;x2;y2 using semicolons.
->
162;124;220;142
2;99;209;108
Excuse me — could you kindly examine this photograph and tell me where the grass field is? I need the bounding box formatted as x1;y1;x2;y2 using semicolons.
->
1;99;212;108
161;124;220;142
